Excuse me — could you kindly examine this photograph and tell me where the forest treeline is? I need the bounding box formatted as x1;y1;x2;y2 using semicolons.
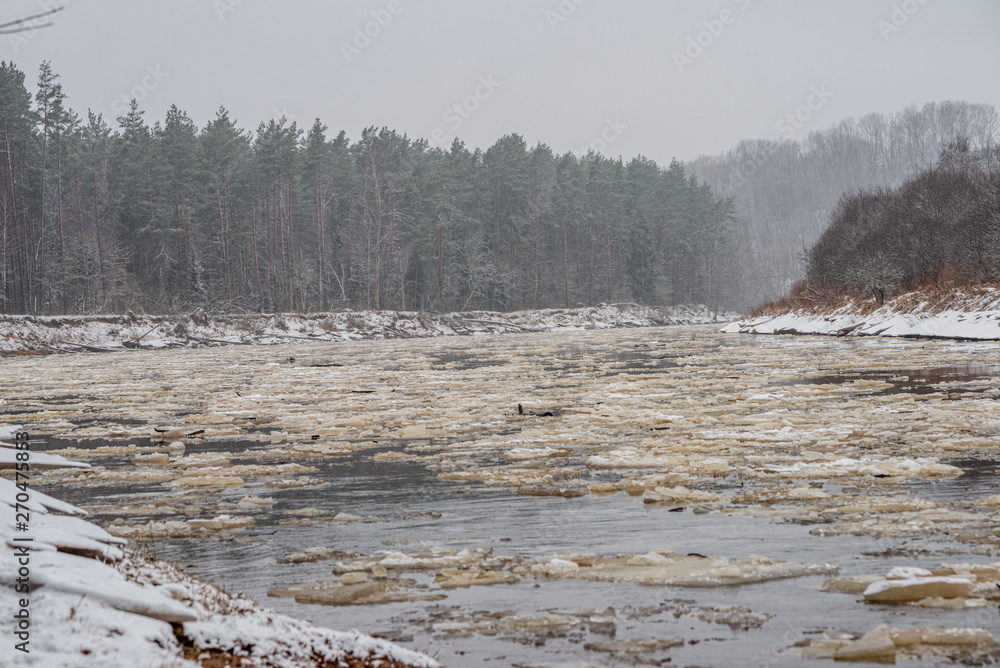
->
0;61;736;316
689;100;999;307
800;141;1000;299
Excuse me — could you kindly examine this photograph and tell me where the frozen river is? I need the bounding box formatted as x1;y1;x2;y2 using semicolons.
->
6;325;1000;666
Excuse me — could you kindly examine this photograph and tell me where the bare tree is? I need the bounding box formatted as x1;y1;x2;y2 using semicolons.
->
0;6;64;35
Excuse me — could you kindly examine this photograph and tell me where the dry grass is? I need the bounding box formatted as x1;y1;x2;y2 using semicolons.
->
751;280;1000;319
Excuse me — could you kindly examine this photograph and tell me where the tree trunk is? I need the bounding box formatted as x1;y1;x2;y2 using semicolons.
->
249;173;262;307
74;167;88;303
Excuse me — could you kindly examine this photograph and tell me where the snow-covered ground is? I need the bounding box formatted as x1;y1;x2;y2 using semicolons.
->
0;303;728;353
0;426;439;668
722;288;1000;340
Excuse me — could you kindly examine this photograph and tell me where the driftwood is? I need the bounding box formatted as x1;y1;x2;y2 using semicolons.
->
187;337;252;346
269;334;332;341
52;340;117;353
387;326;415;338
462;318;533;332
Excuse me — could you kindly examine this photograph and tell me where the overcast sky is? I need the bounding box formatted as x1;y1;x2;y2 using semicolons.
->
4;0;999;164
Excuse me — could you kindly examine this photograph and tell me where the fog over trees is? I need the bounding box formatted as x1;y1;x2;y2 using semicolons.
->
0;62;737;316
688;101;999;307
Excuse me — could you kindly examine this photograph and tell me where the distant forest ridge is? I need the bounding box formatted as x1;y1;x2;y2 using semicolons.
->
688;100;999;307
0;61;738;316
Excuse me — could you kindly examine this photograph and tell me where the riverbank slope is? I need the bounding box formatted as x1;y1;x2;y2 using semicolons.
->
1;304;726;354
723;286;1000;340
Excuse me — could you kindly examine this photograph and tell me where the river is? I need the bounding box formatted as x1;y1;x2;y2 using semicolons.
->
5;325;1000;666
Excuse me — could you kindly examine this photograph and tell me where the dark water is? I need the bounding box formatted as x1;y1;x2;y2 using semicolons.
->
787;364;1000;398
19;330;1000;668
906;457;1000;504
104;448;995;668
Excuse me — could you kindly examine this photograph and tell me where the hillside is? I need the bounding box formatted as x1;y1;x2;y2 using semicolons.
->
689;101;999;308
725;142;1000;340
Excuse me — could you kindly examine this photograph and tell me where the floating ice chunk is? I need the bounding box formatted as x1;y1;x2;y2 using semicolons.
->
890;627;994;646
863;576;974;603
434;568;521;589
626;551;671;566
531;558;581;576
236;496;275;511
695;457;729;472
831;495;936;513
684;605;774;629
746;392;786;401
619;473;693;495
586;449;676;470
886;566;933;580
588;482;621;495
822;575;886;595
134;452;171;464
279;547;354;564
285;507;326;517
504;446;570;462
332;548;491;574
171;475;244;488
791;624;997;661
109;515;254;539
268;578;444;606
932;563;1000;581
371;450;417;461
583;637;684;654
832;624;896;661
911;596;990;609
525;550;837;587
186;515;254;531
266;476;324;488
642;485;725;504
733;484;831;504
756;456;961;479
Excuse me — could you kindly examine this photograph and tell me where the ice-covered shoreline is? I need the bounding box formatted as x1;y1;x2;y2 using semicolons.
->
722;288;1000;341
1;303;727;354
0;426;439;668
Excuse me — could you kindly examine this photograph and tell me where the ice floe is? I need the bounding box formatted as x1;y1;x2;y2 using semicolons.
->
0;432;439;667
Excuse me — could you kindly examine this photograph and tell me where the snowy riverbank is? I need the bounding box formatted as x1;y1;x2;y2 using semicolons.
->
1;304;726;354
722;288;1000;341
0;427;439;668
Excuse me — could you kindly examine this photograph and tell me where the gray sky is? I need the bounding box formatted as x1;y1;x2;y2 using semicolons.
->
4;0;999;163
